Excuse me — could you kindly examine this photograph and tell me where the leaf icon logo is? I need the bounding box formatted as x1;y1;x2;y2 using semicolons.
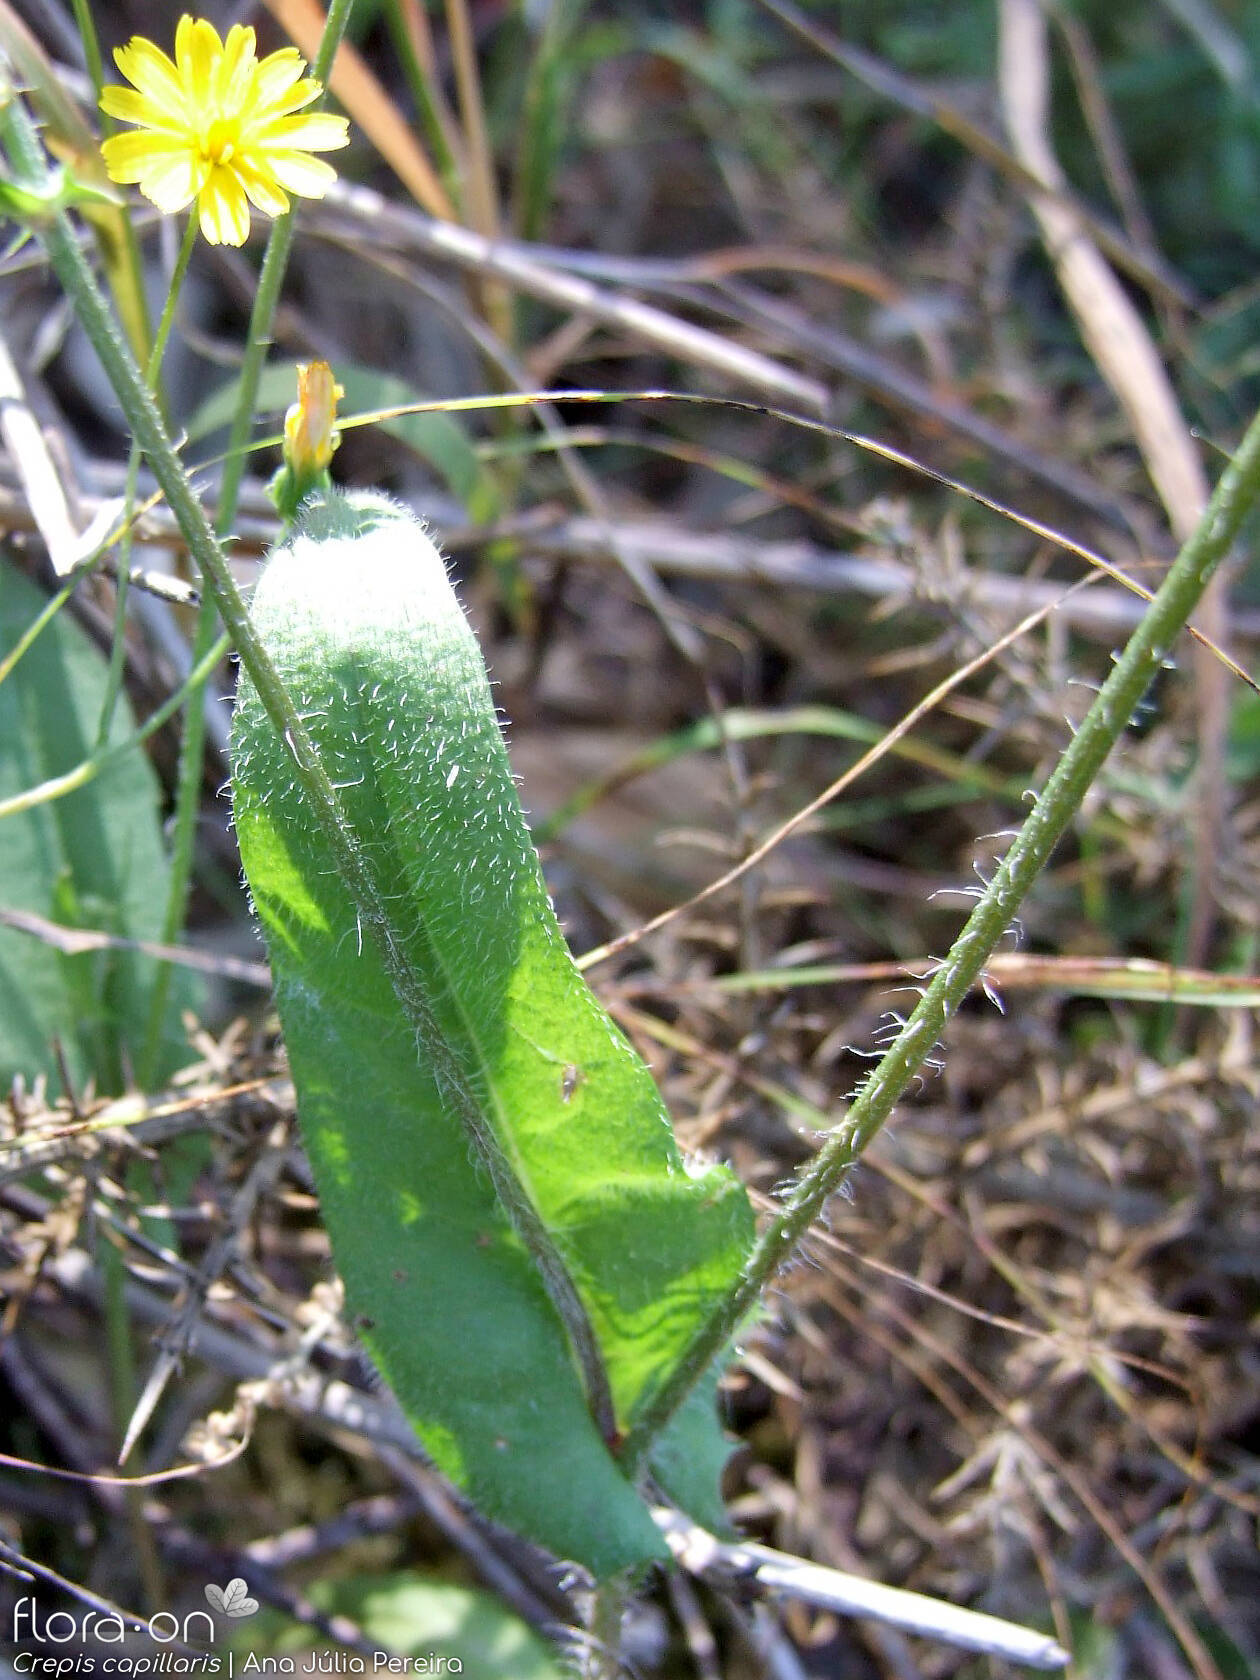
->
204;1579;260;1618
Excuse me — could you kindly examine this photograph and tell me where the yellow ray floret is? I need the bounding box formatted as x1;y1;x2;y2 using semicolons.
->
100;15;349;246
285;360;343;476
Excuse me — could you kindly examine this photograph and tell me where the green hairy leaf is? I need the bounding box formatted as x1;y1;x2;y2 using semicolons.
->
231;491;755;1575
0;561;198;1092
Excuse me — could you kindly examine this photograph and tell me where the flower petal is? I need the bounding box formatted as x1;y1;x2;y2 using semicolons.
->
179;17;223;104
100;85;183;132
112;36;187;123
249;47;308;112
254;112;349;152
232;157;290;218
101;129;186;184
141;151;205;212
100;17;345;239
198;167;251;245
216;24;258;108
249;77;321;123
257;150;339;197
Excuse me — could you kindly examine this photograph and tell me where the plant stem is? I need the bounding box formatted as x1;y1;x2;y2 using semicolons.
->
1;80;617;1443
620;398;1260;1477
99;1239;166;1610
139;0;358;1084
63;4;153;372
512;0;586;240
68;0;105;101
443;0;499;238
582;1574;631;1680
442;0;513;343
0;573;77;687
98;212;199;750
381;0;462;204
144;215;200;390
0;631;231;823
215;0;363;536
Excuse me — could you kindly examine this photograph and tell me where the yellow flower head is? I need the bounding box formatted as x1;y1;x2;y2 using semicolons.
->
99;15;349;246
285;360;343;476
271;360;344;520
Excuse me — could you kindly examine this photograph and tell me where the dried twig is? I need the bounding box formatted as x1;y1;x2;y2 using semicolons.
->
997;0;1227;969
320;181;829;415
657;1511;1069;1669
119;1118;294;1462
0;905;270;987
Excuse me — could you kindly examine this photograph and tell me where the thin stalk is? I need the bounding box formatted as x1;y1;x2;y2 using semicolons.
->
513;0;586;240
100;1240;166;1610
443;0;499;238
0;631;231;823
620;398;1260;1476
441;0;513;344
140;0;358;1084
65;1;154;373
143;214;199;396
1;89;617;1445
68;0;105;101
98;213;218;1417
582;1575;631;1680
138;598;233;1081
98;212;199;748
0;573;77;688
381;0;463;204
217;0;364;538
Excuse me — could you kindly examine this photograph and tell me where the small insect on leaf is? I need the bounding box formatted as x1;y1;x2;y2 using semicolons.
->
560;1064;585;1102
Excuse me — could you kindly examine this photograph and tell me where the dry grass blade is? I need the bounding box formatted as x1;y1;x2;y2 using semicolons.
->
998;1;1207;543
998;0;1228;971
578;583;1090;970
677;952;1260;1008
261;0;455;219
319;185;830;412
754;0;1196;310
0;906;271;987
441;0;499;238
0;328;80;574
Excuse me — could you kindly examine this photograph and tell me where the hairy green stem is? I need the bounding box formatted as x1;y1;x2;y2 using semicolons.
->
1;81;616;1440
216;0;354;541
582;1575;630;1680
98;212;200;750
620;400;1260;1475
143;0;359;1084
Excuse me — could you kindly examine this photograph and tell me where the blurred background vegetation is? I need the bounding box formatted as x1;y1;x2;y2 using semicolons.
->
1;1;1259;1676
